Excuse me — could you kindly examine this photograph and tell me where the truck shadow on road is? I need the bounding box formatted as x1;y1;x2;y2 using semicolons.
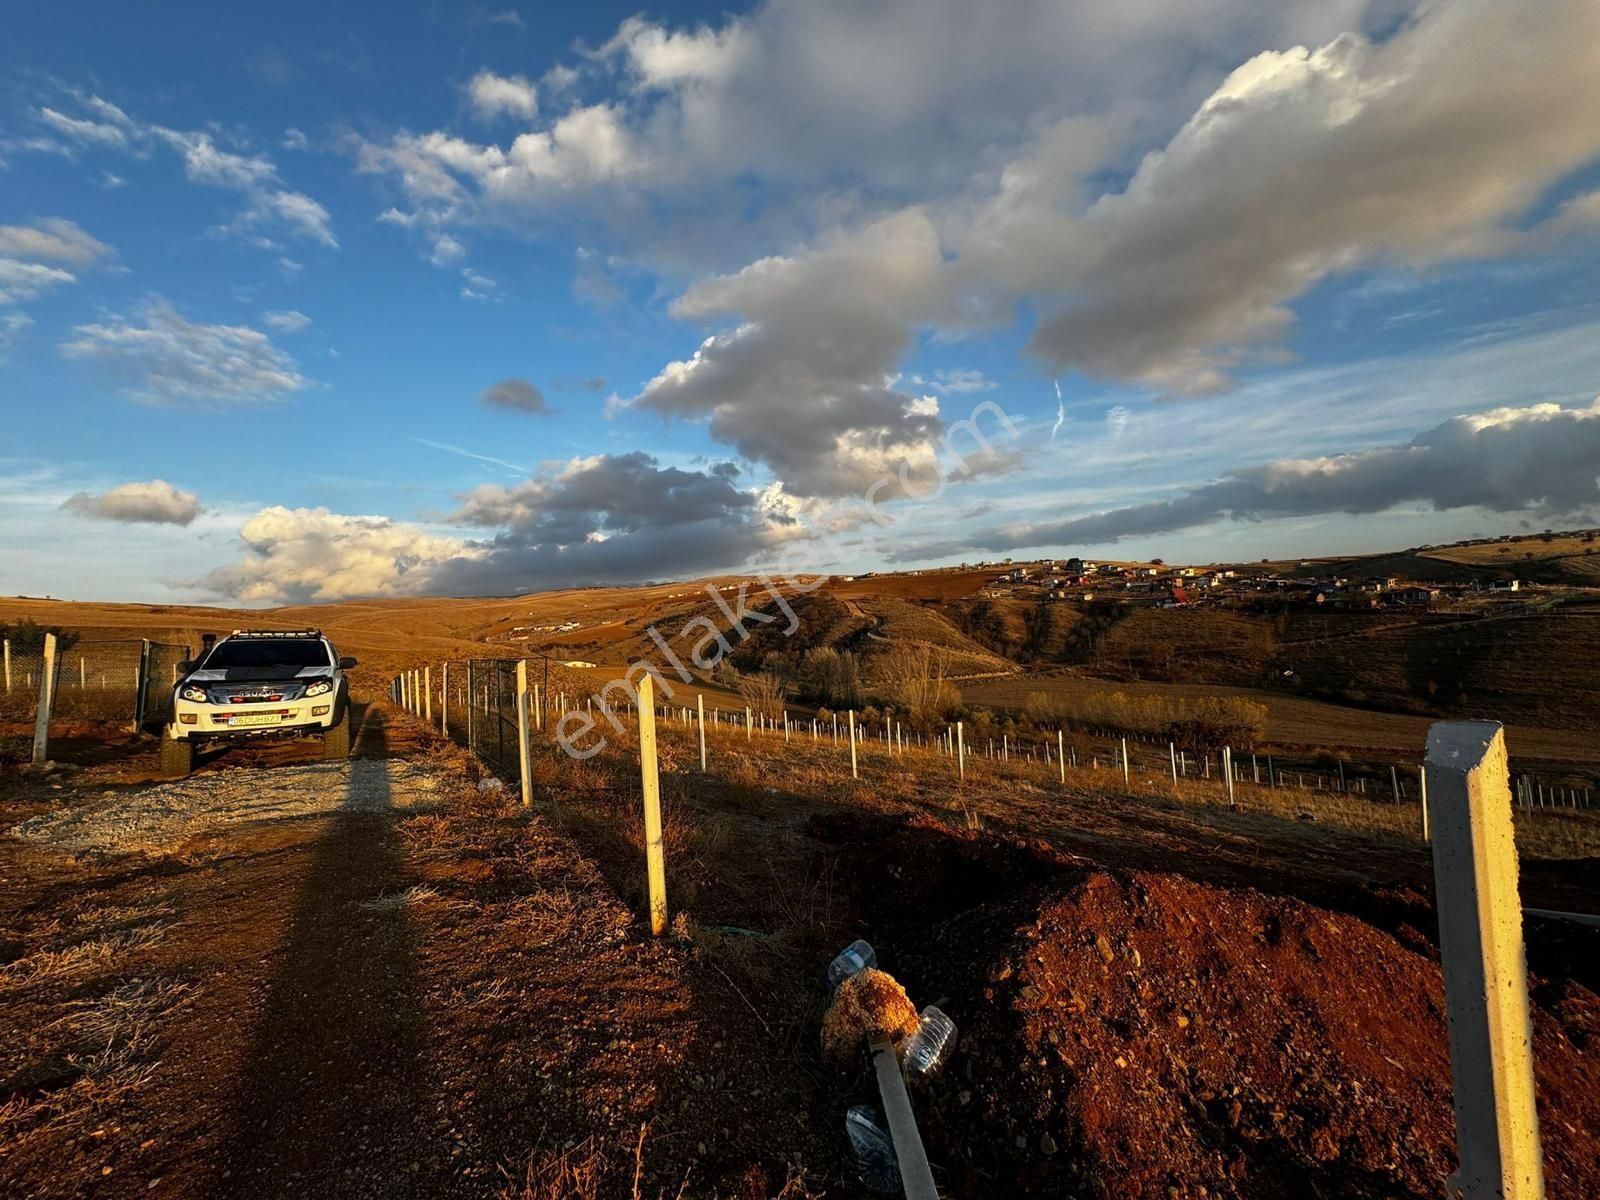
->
210;703;446;1198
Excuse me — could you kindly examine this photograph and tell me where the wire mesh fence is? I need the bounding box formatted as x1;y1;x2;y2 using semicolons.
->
1;637;191;732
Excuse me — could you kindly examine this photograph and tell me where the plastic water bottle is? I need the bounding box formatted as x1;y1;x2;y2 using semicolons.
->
845;1105;900;1193
903;1005;957;1078
827;938;877;991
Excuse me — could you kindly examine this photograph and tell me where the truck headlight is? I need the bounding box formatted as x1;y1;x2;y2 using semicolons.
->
179;686;209;703
303;680;332;697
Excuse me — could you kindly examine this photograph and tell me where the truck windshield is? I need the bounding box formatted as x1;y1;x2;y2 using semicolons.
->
203;639;330;669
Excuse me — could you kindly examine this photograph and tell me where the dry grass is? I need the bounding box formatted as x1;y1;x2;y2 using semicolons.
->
358;884;444;911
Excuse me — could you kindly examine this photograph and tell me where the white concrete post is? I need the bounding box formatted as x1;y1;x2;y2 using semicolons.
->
1170;741;1178;785
1425;721;1544;1200
848;710;858;780
424;666;433;725
133;638;152;732
31;633;56;767
515;660;533;807
3;638;10;692
441;663;450;736
746;705;752;741
1058;729;1066;785
637;674;668;937
957;720;965;780
1420;763;1430;842
697;692;707;773
1224;746;1235;806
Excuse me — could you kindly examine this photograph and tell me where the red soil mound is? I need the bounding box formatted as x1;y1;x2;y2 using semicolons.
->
846;826;1600;1198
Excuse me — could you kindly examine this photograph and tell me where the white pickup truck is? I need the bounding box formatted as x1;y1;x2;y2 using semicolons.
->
161;629;356;777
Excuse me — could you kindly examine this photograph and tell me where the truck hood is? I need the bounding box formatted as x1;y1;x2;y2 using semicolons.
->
185;666;334;684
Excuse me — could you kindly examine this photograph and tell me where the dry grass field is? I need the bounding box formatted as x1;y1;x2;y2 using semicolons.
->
4;560;1600;1197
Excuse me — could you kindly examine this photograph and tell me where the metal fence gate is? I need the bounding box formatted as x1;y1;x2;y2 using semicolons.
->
2;637;190;731
466;658;521;780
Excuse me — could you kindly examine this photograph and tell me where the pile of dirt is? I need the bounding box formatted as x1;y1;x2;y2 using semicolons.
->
832;822;1600;1199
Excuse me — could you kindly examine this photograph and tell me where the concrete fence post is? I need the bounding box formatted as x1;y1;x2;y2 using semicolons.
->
848;710;858;780
441;663;450;736
1121;736;1130;786
1420;763;1430;842
1058;729;1066;785
516;660;533;807
697;693;707;773
1425;721;1545;1200
637;674;668;937
2;638;9;692
746;705;752;742
957;720;965;780
1224;746;1235;806
424;666;433;725
31;633;57;767
133;638;152;733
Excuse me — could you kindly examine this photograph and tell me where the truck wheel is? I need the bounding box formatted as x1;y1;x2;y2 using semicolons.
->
160;736;194;779
322;710;351;760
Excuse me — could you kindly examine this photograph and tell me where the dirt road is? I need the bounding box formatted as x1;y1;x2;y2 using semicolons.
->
0;704;827;1199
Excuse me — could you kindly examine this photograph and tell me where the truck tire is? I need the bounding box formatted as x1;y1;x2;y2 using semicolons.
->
160;736;194;779
322;710;351;760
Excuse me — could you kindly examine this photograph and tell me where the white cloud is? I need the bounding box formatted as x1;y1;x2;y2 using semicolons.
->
460;266;498;300
0;217;113;266
282;127;309;151
979;396;1600;549
632;210;984;497
201;506;477;603
0;312;33;360
962;0;1600;392
0;259;76;305
0;217;113;306
429;233;466;266
61;299;311;405
261;309;312;333
62;479;202;526
601;15;750;90
467;70;538;121
26;93;336;250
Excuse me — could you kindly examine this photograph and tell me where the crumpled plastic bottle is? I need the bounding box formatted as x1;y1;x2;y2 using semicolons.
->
827;938;878;991
845;1104;901;1193
903;1005;957;1078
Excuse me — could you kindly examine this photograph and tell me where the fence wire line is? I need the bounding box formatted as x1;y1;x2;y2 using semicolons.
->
397;661;1597;814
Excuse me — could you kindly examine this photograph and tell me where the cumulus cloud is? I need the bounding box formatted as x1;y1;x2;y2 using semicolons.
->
631;211;957;497
62;479;202;526
201;506;476;604
962;0;1600;393
26;92;335;250
437;451;796;592
467;71;538;121
201;453;803;601
61;299;310;405
979;397;1600;549
358;0;1373;249
261;309;311;333
481;377;550;414
0;312;35;361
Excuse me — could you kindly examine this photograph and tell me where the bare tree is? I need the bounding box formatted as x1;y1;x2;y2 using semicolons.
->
880;643;958;724
737;671;789;719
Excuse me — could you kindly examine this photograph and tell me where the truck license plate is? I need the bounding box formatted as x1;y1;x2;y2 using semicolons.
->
234;712;281;727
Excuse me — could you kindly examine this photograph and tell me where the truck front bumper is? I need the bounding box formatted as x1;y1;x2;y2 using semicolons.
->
171;698;338;741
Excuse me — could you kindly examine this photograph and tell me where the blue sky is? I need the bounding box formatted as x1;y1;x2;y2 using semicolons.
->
3;0;1600;604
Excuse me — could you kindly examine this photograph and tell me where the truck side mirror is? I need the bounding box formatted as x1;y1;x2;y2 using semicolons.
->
339;657;358;669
